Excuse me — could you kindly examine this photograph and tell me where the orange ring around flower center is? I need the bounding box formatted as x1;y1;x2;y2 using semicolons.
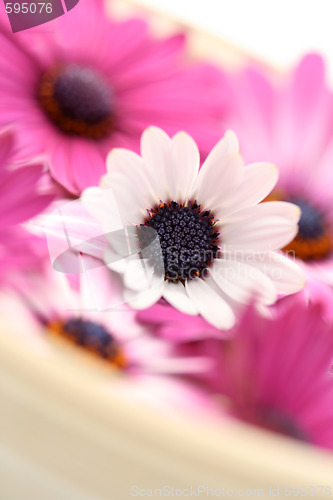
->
264;190;333;261
47;320;127;369
38;65;115;139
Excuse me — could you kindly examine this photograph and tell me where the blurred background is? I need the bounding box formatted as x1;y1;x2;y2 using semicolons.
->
135;0;333;81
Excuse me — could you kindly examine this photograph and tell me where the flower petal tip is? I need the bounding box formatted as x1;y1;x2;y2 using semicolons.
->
223;130;239;153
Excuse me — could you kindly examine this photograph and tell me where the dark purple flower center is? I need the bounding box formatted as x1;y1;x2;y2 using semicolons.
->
39;64;115;138
141;200;220;283
57;318;126;367
259;406;308;442
284;197;333;261
290;198;325;240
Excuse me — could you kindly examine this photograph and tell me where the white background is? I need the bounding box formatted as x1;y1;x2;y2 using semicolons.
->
135;0;333;83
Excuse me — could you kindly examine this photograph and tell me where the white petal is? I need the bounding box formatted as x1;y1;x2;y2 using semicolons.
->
185;278;235;329
140;126;172;201
223;130;240;153
105;254;127;274
141;127;200;204
103;148;158;223
123;259;156;292
39;198;111;267
217;162;278;217
221;202;301;252
224;200;301;225
168;131;200;201
247;251;306;295
124;284;164;310
209;130;239;156
81;186;124;232
222;220;298;253
104;149;156;203
140;126;171;166
106;147;145;175
103;173;148;223
163;281;198;315
212;258;277;305
191;133;244;212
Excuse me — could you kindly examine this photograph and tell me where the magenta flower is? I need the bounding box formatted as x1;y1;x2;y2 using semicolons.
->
0;128;53;287
226;54;333;288
12;267;214;415
0;0;226;195
211;302;333;449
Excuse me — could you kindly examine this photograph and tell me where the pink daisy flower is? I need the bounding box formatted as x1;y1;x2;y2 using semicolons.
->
225;54;333;288
11;266;213;415
0;0;226;195
81;127;305;330
0;128;53;287
210;302;333;449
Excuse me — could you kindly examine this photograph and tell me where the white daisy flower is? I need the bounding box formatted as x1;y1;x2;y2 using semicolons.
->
82;127;305;329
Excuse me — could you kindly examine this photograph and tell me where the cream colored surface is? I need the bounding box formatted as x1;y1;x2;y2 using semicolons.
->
0;322;333;500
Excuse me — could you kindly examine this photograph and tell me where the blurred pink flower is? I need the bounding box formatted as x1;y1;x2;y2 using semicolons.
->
10;267;214;416
0;0;227;195
0;128;53;287
226;54;333;289
29;268;211;375
210;302;333;449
